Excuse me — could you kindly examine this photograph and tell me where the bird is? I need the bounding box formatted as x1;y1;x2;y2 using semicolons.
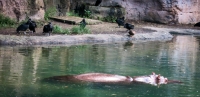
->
16;19;31;34
80;18;87;29
124;23;134;30
43;22;53;36
115;17;125;28
29;19;37;33
194;22;200;27
95;0;102;6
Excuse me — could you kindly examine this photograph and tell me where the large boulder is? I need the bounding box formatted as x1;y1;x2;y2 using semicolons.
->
88;6;125;20
144;10;174;24
0;0;44;21
0;0;200;24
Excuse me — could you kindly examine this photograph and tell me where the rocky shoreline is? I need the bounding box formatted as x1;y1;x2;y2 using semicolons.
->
0;27;173;46
1;22;200;46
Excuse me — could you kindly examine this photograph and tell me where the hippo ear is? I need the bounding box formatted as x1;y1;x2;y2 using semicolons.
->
152;72;155;75
157;74;161;79
165;78;168;82
156;75;161;82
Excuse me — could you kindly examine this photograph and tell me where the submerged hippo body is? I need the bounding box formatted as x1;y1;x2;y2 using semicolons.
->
45;72;181;86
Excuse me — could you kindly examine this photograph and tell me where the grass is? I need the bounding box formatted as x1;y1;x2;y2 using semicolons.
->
100;16;117;23
44;7;57;21
66;10;91;18
53;25;71;34
0;14;16;28
84;10;91;18
66;11;79;17
53;25;91;35
71;26;91;34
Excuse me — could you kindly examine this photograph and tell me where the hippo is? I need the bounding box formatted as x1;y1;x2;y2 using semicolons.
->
44;72;182;86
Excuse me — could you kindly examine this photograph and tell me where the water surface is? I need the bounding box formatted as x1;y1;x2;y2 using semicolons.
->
0;35;200;97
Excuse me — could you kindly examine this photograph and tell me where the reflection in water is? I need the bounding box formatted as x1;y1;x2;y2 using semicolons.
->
32;48;42;83
42;47;51;58
168;36;199;81
0;36;200;97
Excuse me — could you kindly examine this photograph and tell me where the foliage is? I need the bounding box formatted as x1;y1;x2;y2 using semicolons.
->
63;28;71;34
53;25;90;35
71;26;91;34
0;14;16;28
53;25;63;33
53;25;71;34
67;10;91;18
100;16;117;23
66;11;79;17
84;10;91;18
44;7;57;21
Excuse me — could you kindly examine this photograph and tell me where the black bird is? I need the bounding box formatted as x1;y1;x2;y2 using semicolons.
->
124;23;134;30
95;0;102;6
29;19;37;33
16;19;31;34
194;22;200;27
43;22;53;36
115;17;125;28
80;18;87;29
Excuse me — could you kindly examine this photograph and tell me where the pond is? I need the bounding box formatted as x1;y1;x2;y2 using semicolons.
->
0;35;200;97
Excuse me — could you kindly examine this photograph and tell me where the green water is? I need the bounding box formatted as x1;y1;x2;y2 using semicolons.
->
0;35;200;97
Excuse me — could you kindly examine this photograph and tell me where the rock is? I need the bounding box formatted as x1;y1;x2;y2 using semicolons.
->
0;0;45;21
1;0;200;24
144;11;174;24
88;6;125;20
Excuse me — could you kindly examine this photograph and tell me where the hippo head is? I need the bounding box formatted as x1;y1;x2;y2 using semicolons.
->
133;72;168;86
153;72;168;85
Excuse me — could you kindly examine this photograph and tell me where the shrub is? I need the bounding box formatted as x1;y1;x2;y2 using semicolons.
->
53;25;63;33
44;7;57;21
53;25;91;35
0;14;16;28
62;28;71;34
84;10;91;18
101;16;117;23
71;26;91;34
53;25;71;34
66;11;78;17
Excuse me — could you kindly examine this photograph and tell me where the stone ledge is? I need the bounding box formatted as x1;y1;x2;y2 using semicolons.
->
0;31;173;46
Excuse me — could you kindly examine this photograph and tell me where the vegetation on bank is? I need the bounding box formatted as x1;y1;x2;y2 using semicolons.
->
44;7;57;21
0;14;16;28
0;7;91;35
66;10;116;23
53;25;91;34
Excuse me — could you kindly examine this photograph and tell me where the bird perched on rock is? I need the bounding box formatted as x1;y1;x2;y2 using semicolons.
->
16;19;32;34
43;22;53;36
115;17;125;28
28;19;37;33
95;0;102;6
80;18;87;29
194;22;200;27
124;23;134;30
